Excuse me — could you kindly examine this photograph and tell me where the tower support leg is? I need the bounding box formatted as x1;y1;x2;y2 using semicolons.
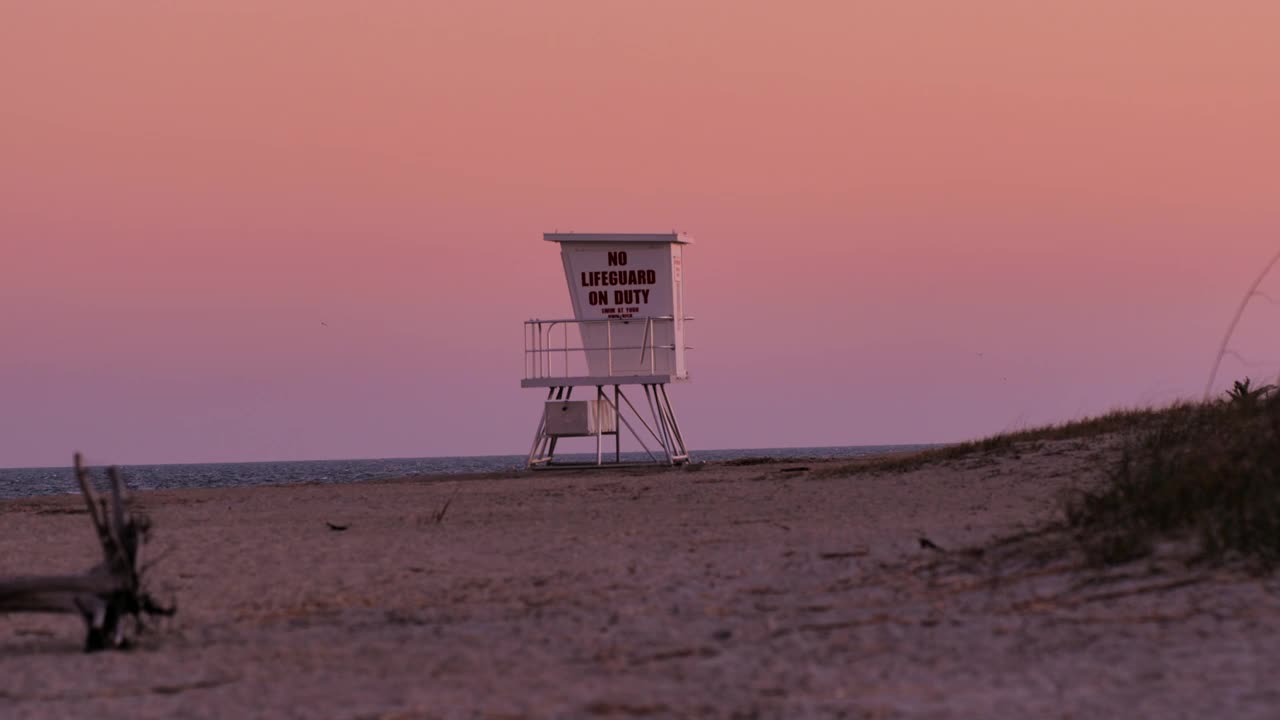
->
528;386;569;467
595;385;604;466
525;383;690;469
656;384;689;462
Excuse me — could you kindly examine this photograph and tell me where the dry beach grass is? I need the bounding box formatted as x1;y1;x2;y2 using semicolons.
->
3;405;1280;718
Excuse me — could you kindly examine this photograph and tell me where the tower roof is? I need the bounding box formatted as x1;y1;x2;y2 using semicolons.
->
543;232;693;245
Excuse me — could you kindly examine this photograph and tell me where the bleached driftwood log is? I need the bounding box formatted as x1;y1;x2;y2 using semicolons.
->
0;453;174;651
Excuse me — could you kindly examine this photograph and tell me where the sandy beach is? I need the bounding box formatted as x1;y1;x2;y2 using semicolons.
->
2;442;1278;719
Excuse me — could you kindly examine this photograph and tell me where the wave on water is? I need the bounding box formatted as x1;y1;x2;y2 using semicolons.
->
0;445;935;500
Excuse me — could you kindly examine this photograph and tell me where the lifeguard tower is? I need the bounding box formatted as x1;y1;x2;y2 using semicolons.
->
523;232;692;468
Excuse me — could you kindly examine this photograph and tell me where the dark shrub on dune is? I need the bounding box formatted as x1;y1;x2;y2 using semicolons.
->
1068;380;1280;566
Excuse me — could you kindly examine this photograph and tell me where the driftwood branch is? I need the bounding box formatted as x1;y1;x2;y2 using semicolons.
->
0;453;174;651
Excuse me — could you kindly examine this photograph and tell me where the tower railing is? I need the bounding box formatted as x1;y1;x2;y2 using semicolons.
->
523;317;692;383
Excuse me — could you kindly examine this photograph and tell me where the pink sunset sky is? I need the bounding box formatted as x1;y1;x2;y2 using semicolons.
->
2;1;1278;467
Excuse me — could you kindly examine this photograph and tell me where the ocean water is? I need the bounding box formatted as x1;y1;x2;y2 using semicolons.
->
0;445;935;500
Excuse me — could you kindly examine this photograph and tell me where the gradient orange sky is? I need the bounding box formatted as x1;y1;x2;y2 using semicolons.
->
3;2;1278;466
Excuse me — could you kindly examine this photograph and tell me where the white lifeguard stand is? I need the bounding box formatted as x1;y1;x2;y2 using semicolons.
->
523;232;692;468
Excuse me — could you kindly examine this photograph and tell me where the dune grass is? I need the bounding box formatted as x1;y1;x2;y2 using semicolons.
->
816;406;1174;477
1066;384;1280;566
820;385;1280;566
